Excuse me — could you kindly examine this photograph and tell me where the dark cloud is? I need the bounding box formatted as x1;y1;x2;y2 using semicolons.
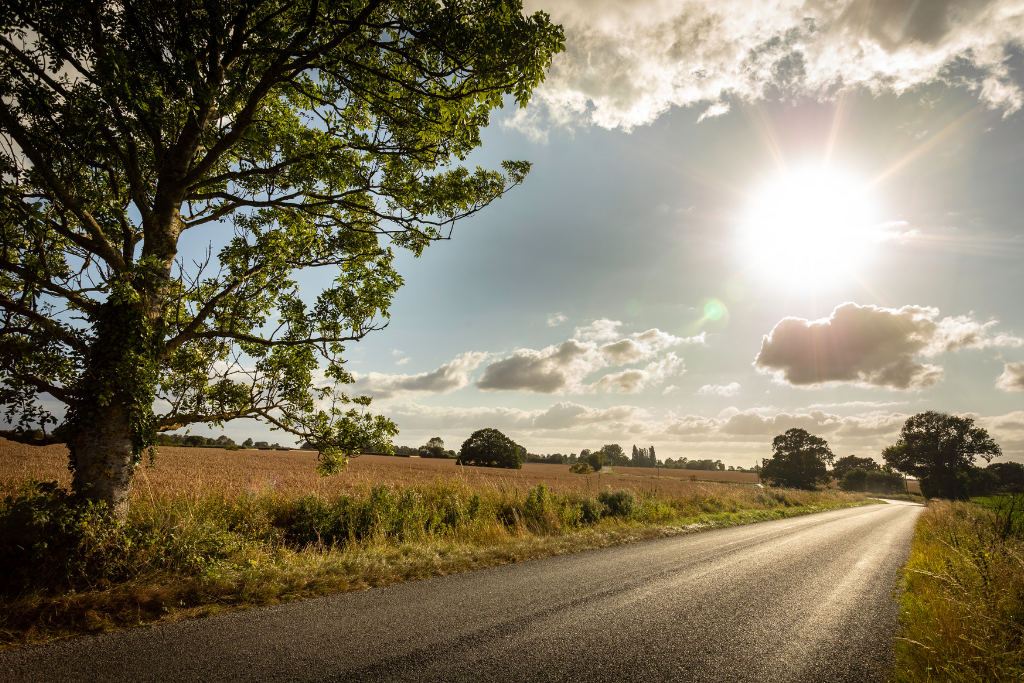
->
755;303;943;389
476;340;602;393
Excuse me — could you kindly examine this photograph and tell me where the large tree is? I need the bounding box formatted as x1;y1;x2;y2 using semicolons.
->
760;428;834;490
0;0;563;515
456;428;523;469
882;411;1001;500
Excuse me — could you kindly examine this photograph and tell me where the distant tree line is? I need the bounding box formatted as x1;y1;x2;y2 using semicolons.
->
153;434;290;450
758;411;1021;498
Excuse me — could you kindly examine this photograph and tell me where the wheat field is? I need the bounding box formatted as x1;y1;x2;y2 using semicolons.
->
0;439;767;501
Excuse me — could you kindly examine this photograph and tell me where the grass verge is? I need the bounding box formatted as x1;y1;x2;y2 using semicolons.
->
0;479;873;649
893;497;1024;682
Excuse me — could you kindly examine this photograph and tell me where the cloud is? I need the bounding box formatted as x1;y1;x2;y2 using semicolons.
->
395;357;411;366
352;352;487;399
754;302;1021;390
510;0;1024;138
697;382;741;397
590;353;685;393
929;316;1024;354
996;361;1024;391
574;318;622;341
385;401;649;432
598;328;698;364
662;384;680;395
547;312;568;326
476;339;605;393
477;324;699;394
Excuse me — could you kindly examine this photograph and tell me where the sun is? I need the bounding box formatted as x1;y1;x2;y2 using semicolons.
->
739;165;879;285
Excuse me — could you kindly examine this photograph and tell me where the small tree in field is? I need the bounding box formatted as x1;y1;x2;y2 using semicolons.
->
456;428;523;469
883;411;1001;500
587;450;607;472
760;428;834;490
0;0;563;516
418;436;446;459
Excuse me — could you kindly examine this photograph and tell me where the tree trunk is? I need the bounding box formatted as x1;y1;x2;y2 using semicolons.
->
71;402;136;520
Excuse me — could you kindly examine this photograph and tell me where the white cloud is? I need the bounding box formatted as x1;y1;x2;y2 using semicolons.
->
697;382;741;397
996;361;1024;392
385;401;649;432
755;302;1021;390
510;0;1024;138
395;357;411;366
574;318;622;341
929;316;1024;354
352;352;488;399
547;312;568;326
477;323;699;394
662;384;680;395
590;353;684;394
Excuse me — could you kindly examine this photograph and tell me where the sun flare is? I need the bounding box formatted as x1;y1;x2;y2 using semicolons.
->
740;166;879;285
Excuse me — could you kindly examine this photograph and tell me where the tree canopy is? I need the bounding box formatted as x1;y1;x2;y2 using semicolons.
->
760;428;834;490
0;0;563;514
456;428;523;469
831;455;880;480
883;411;1001;500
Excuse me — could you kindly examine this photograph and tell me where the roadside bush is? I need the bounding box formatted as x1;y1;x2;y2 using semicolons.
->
840;468;868;491
598;489;636;518
865;469;905;494
569;462;592;474
0;481;132;595
579;497;605;524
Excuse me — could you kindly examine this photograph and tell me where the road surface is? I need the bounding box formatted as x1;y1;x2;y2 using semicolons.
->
0;500;923;682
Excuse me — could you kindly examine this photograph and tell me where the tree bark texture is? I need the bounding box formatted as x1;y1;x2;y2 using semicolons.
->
71;403;136;519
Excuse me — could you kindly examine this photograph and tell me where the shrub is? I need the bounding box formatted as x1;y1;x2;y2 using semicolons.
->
840;468;868;491
579;497;605;524
865;469;905;494
569;462;592;474
598;489;635;518
0;481;130;595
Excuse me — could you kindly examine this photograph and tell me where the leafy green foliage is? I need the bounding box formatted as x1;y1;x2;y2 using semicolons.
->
0;1;564;496
456;428;524;469
598;488;636;518
569;462;592;474
587;450;607;472
760;428;834;490
831;454;880;480
883;412;1002;500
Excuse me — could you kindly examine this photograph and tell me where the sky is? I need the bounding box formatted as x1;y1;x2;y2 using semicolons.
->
204;0;1024;466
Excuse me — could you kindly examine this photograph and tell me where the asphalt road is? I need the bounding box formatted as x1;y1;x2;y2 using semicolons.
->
0;500;923;683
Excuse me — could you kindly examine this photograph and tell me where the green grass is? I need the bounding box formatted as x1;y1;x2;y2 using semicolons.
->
893;498;1024;682
0;479;873;649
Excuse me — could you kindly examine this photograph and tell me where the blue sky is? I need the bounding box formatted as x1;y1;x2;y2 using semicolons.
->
205;0;1024;465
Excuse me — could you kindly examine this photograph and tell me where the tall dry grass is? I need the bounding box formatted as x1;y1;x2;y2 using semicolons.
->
894;498;1024;682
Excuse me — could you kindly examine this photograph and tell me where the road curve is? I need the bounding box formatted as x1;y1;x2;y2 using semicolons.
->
0;500;923;683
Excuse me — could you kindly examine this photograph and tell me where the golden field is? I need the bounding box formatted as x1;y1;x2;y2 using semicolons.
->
0;440;761;500
0;439;918;497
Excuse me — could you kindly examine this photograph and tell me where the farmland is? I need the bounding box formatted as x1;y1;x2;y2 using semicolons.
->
0;440;760;500
0;440;918;497
0;439;875;648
